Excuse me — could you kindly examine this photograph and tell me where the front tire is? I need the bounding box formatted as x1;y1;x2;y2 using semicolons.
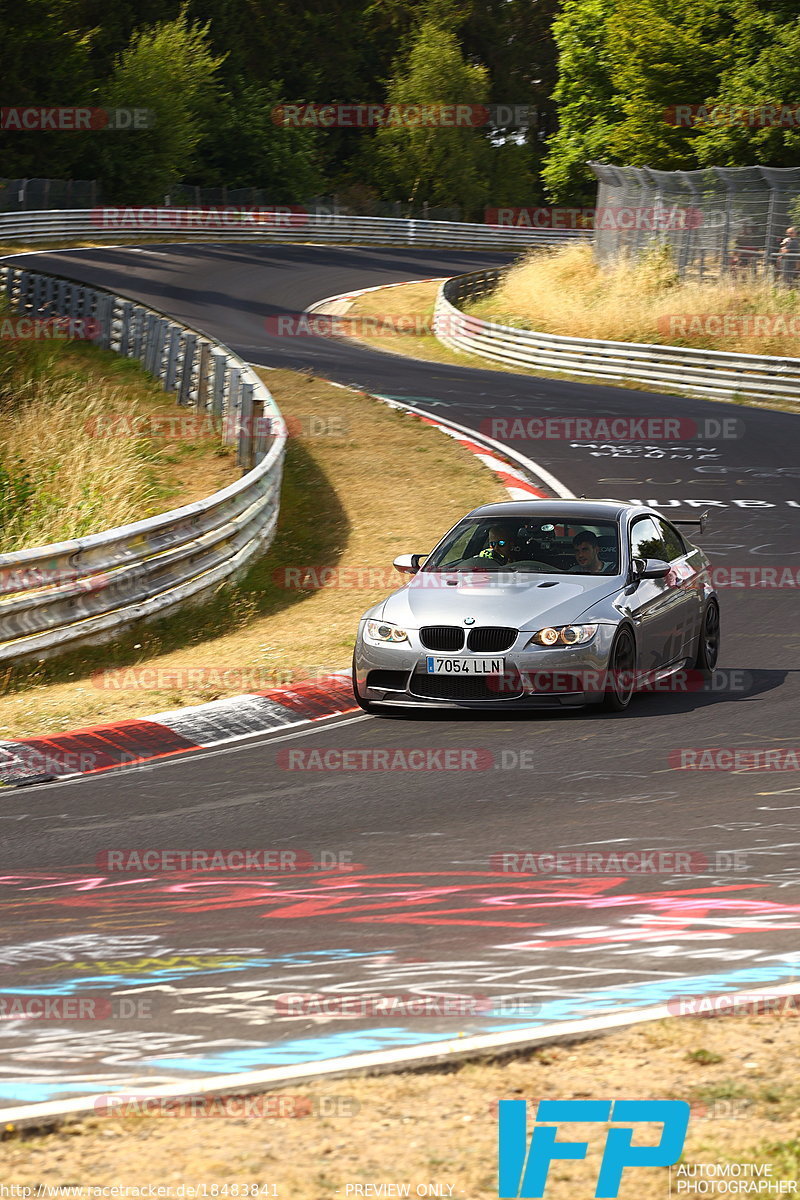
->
694;600;720;672
602;627;637;712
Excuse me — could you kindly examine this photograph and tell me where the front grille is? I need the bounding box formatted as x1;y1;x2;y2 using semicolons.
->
420;626;465;651
466;626;517;653
410;669;523;701
366;670;409;692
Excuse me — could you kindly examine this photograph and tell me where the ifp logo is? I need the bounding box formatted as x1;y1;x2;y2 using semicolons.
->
498;1099;689;1197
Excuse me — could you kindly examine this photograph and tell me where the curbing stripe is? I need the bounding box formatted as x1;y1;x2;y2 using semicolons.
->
0;674;358;785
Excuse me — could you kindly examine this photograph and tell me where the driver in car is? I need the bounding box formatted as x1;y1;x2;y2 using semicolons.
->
478;525;520;564
570;529;611;574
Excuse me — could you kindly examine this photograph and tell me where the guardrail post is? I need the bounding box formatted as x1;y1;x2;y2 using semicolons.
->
211;348;227;430
237;380;254;469
252;391;269;463
178;332;197;405
146;315;166;375
131;306;145;359
197;341;211;413
118;301;132;355
17;271;31;311
163;325;181;390
224;365;241;444
96;293;114;349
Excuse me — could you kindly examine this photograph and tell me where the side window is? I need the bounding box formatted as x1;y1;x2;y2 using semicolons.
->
630;516;668;562
654;517;687;562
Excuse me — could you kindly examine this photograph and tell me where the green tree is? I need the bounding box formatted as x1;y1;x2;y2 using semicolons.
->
370;20;491;216
191;79;323;198
541;0;623;204
97;7;225;202
0;1;96;179
604;0;737;168
693;9;800;166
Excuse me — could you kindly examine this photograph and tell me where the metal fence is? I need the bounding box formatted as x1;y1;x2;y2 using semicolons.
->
433;267;800;403
0;178;101;212
589;163;800;282
0;207;590;250
0;266;286;663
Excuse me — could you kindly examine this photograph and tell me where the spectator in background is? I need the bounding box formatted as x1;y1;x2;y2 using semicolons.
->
778;226;799;285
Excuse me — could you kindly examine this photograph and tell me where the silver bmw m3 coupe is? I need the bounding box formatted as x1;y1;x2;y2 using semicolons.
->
352;499;719;713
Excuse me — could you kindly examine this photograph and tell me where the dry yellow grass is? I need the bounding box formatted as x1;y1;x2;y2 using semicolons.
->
469;243;800;357
0;337;239;552
338;280;538;372
0;369;507;736
2;1012;799;1197
345;274;800;414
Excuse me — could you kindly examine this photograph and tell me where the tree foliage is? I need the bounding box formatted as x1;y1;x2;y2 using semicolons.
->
369;21;491;215
544;0;800;204
97;8;225;202
2;0;800;210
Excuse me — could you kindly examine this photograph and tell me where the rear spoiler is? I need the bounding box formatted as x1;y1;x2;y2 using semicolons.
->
672;511;709;534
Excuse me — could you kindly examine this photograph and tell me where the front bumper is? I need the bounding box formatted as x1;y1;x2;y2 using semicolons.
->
353;624;619;709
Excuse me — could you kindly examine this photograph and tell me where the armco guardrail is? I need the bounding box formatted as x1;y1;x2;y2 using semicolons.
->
0;207;589;250
0;265;286;663
435;268;800;403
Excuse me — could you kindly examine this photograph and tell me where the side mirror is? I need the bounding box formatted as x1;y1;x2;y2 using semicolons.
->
393;553;427;575
638;557;671;579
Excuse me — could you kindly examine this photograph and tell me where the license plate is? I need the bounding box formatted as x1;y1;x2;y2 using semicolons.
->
426;656;504;675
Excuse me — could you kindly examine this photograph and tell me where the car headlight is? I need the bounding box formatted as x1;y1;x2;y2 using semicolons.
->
366;619;409;644
527;624;598;647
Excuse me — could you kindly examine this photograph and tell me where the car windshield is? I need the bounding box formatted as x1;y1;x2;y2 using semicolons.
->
422;516;621;576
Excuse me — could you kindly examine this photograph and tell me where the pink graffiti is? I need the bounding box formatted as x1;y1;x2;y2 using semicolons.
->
2;873;799;949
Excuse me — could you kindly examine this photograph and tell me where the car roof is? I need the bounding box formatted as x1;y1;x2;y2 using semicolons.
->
466;499;639;521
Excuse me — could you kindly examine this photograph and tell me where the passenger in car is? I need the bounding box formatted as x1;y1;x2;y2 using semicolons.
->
570;530;613;575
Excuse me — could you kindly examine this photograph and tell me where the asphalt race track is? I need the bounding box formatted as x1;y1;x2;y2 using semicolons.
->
1;244;798;1107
